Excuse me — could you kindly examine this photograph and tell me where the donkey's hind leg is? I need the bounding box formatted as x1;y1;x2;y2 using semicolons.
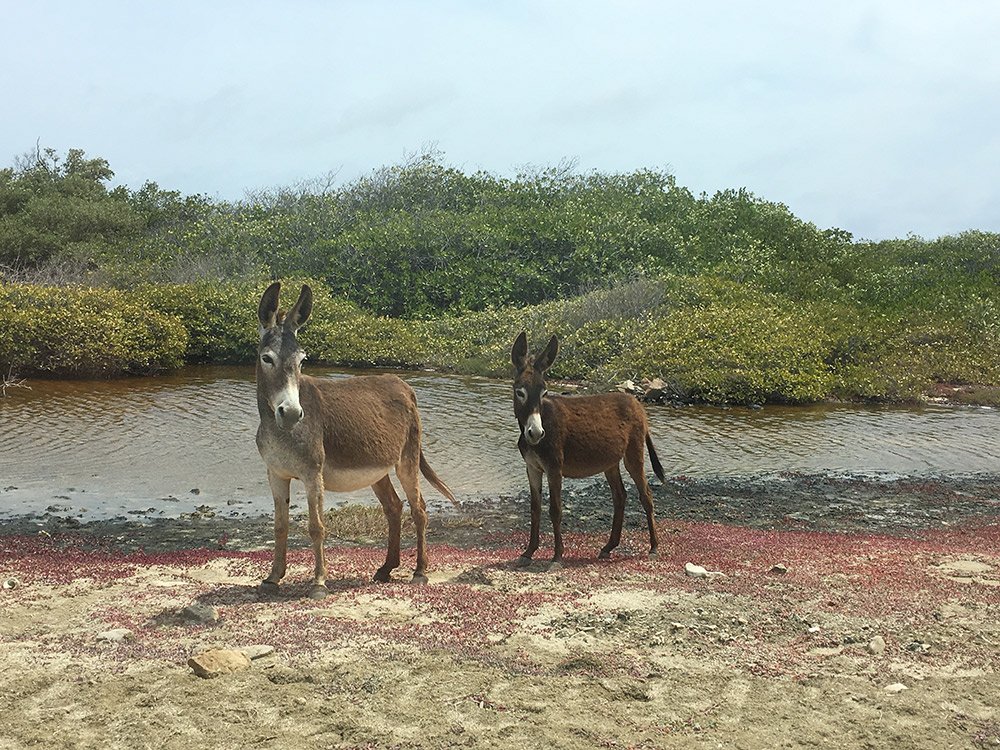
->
372;475;403;583
396;443;429;584
600;465;628;559
624;440;659;558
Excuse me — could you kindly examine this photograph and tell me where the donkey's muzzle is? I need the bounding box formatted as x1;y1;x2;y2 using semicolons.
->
275;402;304;429
523;412;545;445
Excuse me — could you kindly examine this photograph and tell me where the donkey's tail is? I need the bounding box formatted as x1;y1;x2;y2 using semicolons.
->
646;433;665;482
420;451;460;507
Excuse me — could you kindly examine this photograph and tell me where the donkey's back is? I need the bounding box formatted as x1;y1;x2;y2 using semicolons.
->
303;373;421;469
539;392;652;478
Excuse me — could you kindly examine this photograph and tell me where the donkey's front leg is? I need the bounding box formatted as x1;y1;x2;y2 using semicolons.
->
304;472;329;599
261;470;291;594
517;463;544;566
547;471;564;567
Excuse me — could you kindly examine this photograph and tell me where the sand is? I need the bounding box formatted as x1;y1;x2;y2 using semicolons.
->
1;475;999;749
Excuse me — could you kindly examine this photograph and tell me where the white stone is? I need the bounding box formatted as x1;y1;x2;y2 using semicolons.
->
239;644;275;660
685;562;725;578
867;635;887;654
96;628;133;642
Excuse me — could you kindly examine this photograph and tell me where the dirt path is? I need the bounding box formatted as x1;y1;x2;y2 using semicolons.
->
2;474;999;749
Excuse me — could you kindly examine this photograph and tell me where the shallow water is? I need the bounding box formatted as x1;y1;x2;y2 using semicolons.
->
1;366;997;520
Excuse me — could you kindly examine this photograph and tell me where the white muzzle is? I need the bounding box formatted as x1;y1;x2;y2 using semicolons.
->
273;383;303;429
523;411;544;445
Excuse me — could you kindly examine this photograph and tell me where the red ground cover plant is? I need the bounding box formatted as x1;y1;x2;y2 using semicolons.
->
3;519;997;680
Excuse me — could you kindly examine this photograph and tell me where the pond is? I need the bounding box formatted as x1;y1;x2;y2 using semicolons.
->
1;366;998;521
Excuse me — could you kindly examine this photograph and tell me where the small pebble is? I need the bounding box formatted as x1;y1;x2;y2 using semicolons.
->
685;562;724;578
96;628;133;643
181;603;220;624
867;635;886;654
884;683;908;694
239;644;275;660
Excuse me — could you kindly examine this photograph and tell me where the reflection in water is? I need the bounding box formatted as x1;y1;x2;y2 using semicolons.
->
1;366;998;520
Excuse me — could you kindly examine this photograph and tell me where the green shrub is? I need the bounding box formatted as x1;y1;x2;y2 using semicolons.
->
0;283;187;376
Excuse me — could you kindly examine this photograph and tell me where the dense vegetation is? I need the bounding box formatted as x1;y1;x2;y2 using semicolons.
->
1;146;998;404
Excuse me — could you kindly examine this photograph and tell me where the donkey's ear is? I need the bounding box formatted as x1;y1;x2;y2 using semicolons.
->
284;284;313;332
258;282;281;331
511;331;529;370
535;334;559;372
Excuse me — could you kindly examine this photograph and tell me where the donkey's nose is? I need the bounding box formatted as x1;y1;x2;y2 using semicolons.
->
276;403;303;427
526;425;544;443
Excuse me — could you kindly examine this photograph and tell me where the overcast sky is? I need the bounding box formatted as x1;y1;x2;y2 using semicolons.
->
2;1;998;240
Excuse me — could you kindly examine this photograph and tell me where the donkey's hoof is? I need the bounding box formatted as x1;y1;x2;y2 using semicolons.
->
647;551;659;560
308;584;329;600
410;573;429;585
546;560;563;572
598;549;613;560
514;555;533;568
373;568;392;583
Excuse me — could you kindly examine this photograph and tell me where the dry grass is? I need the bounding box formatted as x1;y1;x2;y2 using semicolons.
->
311;504;415;543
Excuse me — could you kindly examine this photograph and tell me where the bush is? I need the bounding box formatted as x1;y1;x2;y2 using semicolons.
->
0;284;187;376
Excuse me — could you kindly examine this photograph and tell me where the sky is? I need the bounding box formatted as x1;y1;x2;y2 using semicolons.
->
2;1;999;241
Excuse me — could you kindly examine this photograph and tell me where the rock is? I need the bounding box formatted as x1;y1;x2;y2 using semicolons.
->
685;562;725;579
641;377;668;401
884;682;908;694
96;628;133;643
188;649;251;678
181;603;220;625
769;564;788;575
867;635;886;654
807;625;821;634
615;380;642;395
239;644;275;660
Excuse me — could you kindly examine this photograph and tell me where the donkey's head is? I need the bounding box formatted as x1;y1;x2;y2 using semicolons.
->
257;282;313;430
511;331;559;446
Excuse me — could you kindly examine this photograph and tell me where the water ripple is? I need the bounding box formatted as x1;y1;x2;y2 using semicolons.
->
1;366;997;519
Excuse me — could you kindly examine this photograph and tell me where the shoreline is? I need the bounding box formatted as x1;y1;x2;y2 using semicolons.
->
4;472;998;554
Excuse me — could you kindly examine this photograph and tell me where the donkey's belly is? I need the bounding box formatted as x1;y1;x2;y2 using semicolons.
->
562;459;621;479
323;465;393;492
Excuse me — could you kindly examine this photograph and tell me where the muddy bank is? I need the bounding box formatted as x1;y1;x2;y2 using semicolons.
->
4;473;999;554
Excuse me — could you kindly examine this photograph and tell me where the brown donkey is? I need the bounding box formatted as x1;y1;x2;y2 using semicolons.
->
511;332;664;566
256;282;455;598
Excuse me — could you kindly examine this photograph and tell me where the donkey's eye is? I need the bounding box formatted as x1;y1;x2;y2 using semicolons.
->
515;388;527;403
261;354;275;366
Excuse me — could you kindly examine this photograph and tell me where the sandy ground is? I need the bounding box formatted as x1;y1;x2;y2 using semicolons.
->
1;476;999;749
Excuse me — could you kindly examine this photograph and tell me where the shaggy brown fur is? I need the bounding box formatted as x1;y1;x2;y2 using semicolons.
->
255;283;454;597
511;332;664;565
